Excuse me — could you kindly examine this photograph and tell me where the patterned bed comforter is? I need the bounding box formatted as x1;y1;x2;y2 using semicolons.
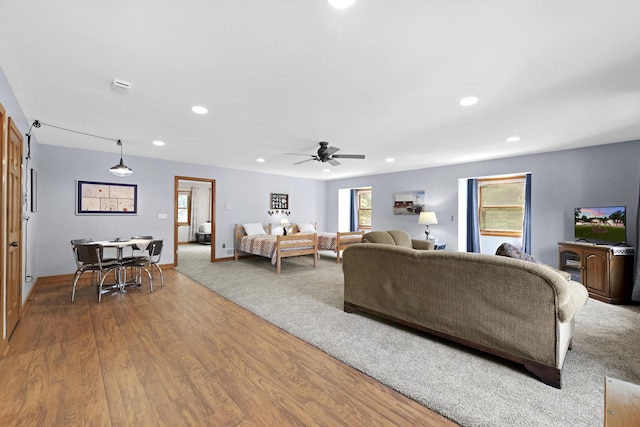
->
316;232;361;251
239;235;315;264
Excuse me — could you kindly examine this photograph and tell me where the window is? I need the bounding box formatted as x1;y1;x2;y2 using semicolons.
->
357;189;372;230
478;175;525;237
177;190;191;226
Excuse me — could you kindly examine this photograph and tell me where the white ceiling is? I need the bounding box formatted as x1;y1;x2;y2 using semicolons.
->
2;0;640;180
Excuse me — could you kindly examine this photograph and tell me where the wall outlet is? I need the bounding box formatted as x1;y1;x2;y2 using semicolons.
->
222;243;226;248
450;215;455;221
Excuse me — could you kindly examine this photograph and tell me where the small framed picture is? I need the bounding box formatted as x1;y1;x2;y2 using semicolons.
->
270;193;289;210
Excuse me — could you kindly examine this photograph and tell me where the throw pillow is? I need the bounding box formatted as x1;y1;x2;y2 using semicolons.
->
495;242;572;281
271;226;284;236
243;222;266;236
297;223;316;233
495;242;540;263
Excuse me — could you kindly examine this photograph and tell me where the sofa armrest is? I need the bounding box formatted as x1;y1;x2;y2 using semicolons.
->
411;239;434;250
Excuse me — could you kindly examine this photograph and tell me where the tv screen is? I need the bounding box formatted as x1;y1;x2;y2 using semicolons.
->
574;206;626;244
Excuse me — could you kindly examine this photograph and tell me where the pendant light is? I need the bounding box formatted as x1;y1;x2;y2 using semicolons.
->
110;140;133;177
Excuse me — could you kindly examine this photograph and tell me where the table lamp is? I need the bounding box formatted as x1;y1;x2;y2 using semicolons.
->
280;218;290;235
418;211;438;240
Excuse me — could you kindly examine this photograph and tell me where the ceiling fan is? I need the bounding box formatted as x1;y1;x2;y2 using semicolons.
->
287;141;366;166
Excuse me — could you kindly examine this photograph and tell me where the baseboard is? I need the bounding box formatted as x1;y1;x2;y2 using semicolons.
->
36;263;174;286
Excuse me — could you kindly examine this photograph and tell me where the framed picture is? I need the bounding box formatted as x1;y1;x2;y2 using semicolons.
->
393;190;425;215
270;193;289;210
30;168;37;212
77;180;137;215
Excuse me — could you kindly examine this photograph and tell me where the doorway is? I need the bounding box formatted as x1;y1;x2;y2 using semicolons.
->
174;176;216;265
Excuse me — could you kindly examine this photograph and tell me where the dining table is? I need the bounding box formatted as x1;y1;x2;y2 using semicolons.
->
94;238;153;292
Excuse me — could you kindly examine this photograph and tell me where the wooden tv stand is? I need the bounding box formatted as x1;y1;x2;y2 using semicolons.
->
558;241;635;304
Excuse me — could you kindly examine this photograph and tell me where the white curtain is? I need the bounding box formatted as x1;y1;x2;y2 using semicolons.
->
190;186;200;241
631;179;640;302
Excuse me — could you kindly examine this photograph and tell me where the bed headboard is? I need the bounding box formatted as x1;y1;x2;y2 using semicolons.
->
235;223;272;240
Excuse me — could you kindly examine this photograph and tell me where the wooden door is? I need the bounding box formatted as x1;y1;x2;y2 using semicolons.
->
0;102;5;351
6;118;23;338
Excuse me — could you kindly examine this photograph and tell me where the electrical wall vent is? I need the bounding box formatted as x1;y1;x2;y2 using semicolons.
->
111;79;132;92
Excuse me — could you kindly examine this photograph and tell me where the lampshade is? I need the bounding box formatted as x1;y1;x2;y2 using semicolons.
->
280;218;290;226
110;140;133;177
418;211;438;225
110;158;133;177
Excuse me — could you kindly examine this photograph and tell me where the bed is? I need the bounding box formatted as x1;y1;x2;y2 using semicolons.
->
234;223;318;273
292;223;363;263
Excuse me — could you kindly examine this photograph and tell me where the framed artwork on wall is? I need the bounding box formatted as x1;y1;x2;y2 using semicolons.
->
76;180;137;215
270;193;289;210
392;190;425;215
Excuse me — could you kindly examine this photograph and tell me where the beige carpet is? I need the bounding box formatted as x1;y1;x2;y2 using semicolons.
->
175;243;640;427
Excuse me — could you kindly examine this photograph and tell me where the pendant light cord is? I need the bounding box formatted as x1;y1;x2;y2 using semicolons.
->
27;120;119;142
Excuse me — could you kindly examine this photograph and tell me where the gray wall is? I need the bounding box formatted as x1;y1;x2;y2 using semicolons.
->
37;144;326;276
326;140;639;266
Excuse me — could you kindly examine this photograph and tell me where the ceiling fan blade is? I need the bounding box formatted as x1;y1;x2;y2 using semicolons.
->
324;146;340;156
332;154;365;159
293;158;315;165
329;158;341;166
285;152;312;157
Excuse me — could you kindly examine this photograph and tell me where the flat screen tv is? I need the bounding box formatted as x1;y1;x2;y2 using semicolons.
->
574;206;626;244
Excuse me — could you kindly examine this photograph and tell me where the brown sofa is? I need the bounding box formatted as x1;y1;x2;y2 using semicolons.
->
341;243;589;388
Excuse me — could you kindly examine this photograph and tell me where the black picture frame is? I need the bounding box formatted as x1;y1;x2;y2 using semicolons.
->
270;193;289;210
77;180;138;215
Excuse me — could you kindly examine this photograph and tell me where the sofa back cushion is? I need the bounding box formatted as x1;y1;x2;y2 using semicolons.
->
362;230;414;247
387;230;413;248
362;231;397;245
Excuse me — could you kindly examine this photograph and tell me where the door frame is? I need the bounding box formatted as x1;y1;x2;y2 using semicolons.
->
0;101;6;354
174;176;216;265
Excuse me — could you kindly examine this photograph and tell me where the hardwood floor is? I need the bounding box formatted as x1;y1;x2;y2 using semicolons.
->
0;269;458;426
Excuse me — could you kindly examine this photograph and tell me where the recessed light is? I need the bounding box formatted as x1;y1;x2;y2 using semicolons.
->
459;96;479;107
323;169;331;173
256;158;265;163
328;0;356;9
192;105;208;115
386;158;395;163
152;140;165;146
506;136;521;142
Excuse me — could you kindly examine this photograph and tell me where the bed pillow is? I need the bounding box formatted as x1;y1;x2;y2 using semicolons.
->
271;226;285;236
297;223;316;233
243;222;266;236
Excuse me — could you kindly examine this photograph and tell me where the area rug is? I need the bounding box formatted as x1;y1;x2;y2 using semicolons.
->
175;245;640;427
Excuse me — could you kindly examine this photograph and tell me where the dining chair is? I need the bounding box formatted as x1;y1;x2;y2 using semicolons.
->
128;235;154;259
127;239;164;292
148;239;164;288
71;243;122;302
70;238;98;286
124;239;162;292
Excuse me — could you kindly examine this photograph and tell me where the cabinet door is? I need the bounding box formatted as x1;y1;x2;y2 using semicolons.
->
583;251;608;295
